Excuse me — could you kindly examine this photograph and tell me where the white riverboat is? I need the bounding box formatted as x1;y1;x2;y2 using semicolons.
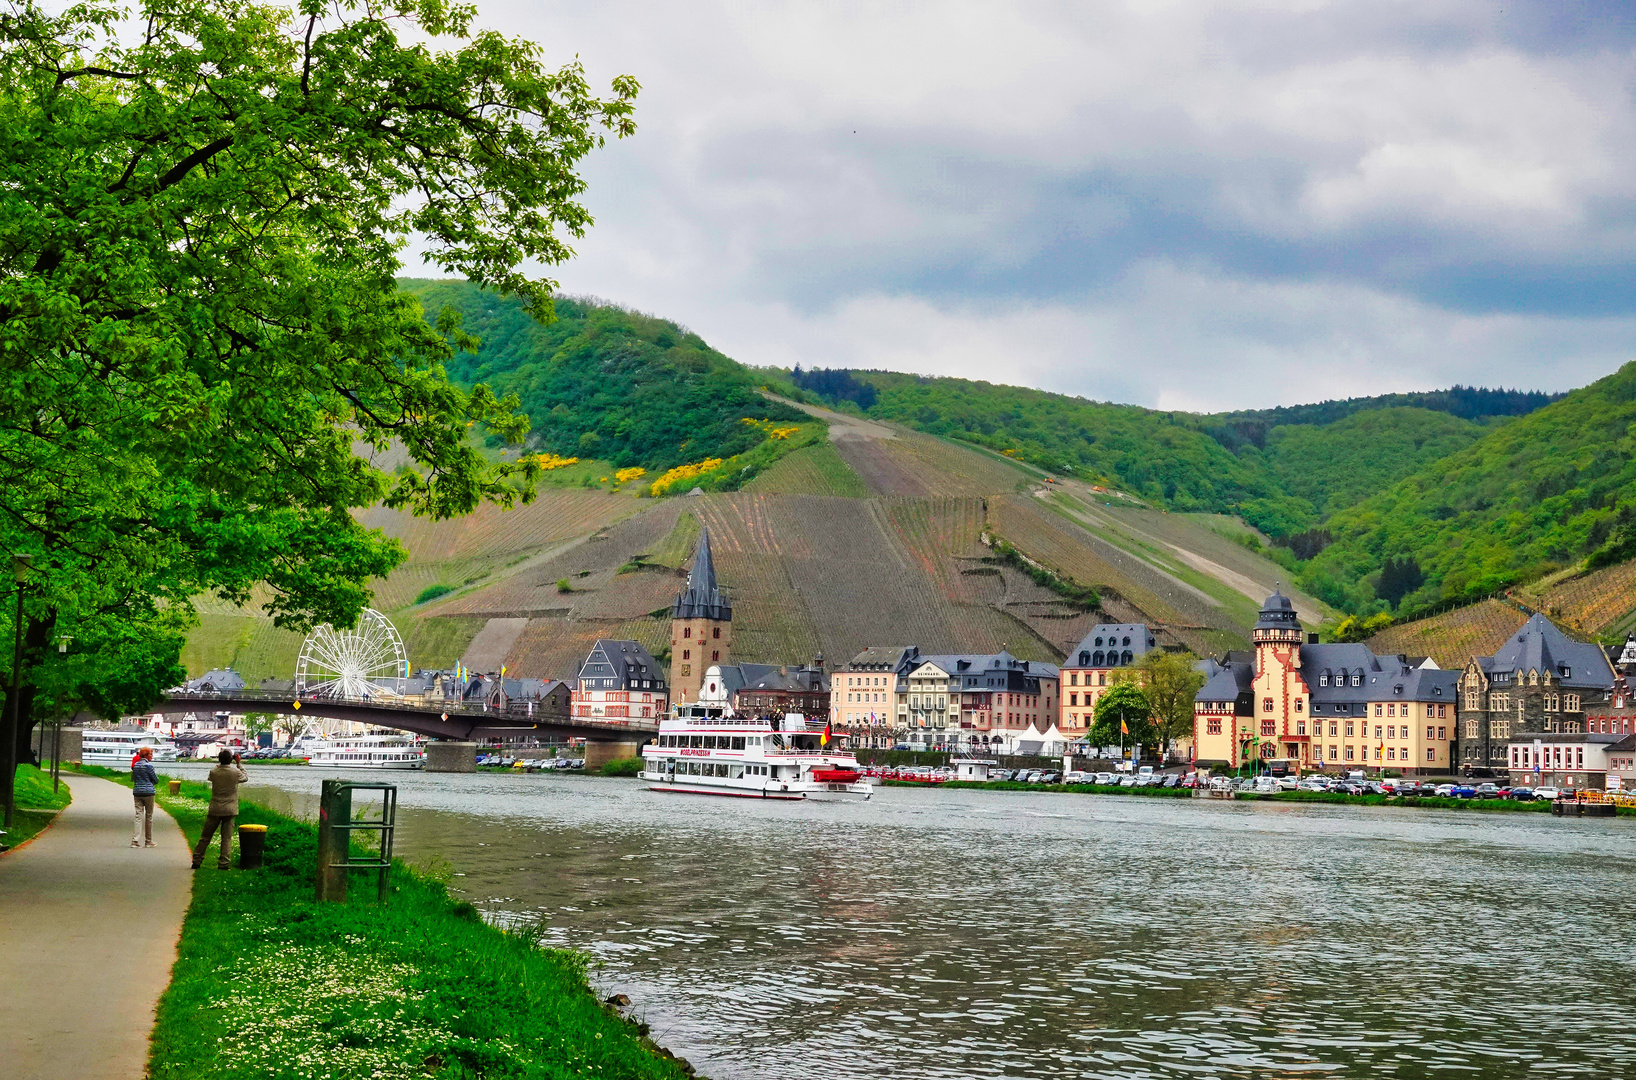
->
307;734;425;770
81;729;178;765
640;703;871;801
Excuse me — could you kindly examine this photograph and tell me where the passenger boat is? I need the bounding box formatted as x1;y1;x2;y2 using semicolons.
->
640;704;871;800
82;729;179;765
307;734;425;770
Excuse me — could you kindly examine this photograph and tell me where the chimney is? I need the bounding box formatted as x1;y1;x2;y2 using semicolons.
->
1308;633;1319;644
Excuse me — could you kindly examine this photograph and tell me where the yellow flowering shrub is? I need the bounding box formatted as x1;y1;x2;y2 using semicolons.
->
741;417;803;440
649;458;724;496
614;467;646;484
522;453;580;470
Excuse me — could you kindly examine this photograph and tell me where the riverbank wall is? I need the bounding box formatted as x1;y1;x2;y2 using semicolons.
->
72;765;696;1080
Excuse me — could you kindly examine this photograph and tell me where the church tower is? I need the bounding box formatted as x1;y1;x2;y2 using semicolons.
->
1249;587;1308;767
669;529;732;705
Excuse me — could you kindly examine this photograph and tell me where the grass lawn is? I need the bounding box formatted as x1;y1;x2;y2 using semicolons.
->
0;764;73;852
73;764;694;1080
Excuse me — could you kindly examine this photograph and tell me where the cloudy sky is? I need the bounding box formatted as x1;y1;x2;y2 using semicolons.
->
433;0;1636;411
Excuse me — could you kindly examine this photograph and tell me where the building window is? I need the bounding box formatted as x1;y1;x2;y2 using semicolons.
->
1345;721;1355;737
683;627;691;638
713;626;721;639
1206;718;1222;735
1295;699;1304;713
1297;720;1306;735
1345;746;1355;761
1426;748;1435;762
682;649;690;660
1465;719;1478;739
1465;691;1479;710
1565;693;1580;712
1545;693;1560;712
712;651;720;662
1374;704;1382;717
1437;726;1446;740
1099;673;1106;686
1261;720;1275;736
1328;746;1338;760
1263;698;1274;712
1375;726;1383;739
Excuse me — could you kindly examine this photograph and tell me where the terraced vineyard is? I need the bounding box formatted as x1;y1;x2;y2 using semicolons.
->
1366;599;1536;668
743;442;871;497
1520;560;1636;639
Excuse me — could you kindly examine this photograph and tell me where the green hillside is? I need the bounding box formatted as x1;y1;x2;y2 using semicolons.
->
1304;362;1636;613
399;279;809;487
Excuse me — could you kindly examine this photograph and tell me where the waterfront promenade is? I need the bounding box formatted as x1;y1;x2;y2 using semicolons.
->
0;775;191;1080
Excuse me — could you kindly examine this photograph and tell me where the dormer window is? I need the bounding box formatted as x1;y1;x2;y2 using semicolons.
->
1122;636;1131;646
1351;672;1362;687
1320;672;1329;687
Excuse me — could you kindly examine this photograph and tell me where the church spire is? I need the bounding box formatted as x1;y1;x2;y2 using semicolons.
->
672;528;732;621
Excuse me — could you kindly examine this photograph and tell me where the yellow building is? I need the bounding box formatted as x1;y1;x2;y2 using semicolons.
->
1058;623;1156;740
1193;590;1458;774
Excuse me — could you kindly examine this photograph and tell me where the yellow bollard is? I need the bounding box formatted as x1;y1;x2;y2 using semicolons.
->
167;779;181;795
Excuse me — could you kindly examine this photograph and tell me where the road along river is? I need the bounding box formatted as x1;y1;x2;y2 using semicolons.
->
169;765;1636;1079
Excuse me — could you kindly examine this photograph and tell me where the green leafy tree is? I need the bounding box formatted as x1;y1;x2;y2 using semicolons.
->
0;1;636;792
1327;613;1395;643
1130;651;1206;749
1088;682;1156;755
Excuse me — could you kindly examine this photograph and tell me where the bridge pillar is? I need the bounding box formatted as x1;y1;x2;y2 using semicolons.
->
583;739;644;769
424;741;478;773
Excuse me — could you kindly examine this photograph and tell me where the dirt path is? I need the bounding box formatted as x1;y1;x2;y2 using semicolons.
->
0;773;192;1080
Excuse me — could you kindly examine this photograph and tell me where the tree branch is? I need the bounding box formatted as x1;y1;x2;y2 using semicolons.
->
155;135;234;193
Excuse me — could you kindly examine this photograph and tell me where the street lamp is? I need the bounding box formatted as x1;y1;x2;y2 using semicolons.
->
2;552;33;830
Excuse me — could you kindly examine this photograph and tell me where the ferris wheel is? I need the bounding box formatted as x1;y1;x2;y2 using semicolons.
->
294;608;409;700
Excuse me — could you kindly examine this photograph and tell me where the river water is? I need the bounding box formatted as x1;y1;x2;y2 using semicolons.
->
171;765;1636;1079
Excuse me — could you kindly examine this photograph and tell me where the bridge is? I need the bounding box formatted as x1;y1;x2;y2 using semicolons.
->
153;690;659;745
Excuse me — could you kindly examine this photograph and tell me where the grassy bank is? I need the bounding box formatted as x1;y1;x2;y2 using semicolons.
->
0;764;73;852
1260;790;1547;812
75;764;693;1079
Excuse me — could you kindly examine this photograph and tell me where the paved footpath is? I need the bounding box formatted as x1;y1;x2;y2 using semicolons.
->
0;773;192;1080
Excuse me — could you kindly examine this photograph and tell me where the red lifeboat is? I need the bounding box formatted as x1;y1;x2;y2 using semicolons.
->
812;768;861;783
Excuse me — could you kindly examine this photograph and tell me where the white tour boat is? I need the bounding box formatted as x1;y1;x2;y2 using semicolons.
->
82;729;178;765
307;734;425;770
640;703;871;800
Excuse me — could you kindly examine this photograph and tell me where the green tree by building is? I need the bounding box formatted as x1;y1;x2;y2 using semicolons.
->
0;0;636;793
1088;683;1156;759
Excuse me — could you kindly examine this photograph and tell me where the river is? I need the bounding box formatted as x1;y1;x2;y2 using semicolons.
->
169;765;1636;1079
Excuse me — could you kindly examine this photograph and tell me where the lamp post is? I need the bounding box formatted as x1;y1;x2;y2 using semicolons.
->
2;552;33;830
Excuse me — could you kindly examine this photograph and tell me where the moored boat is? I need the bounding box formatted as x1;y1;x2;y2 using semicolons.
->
640;703;871;800
308;733;425;769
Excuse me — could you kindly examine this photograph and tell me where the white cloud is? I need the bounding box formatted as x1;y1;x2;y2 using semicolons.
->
430;0;1636;405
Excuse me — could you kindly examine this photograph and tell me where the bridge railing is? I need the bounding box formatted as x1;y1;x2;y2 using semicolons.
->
160;688;657;730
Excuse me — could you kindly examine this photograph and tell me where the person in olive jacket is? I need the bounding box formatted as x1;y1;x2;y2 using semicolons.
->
191;749;250;869
131;747;159;848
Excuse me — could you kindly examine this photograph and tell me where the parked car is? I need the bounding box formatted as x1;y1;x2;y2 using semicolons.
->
1181;773;1200;789
1433;783;1456;797
1094;772;1116;786
1038;770;1063;784
1474;783;1501;799
1532;786;1562;801
1252;776;1279;793
1118;774;1138;787
1507;787;1537;801
1160;773;1180;788
1062;770;1089;784
1275;776;1299;791
1449;785;1477;799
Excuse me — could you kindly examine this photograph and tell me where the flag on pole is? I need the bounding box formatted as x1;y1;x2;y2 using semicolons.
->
1120;718;1129;736
821;720;831;747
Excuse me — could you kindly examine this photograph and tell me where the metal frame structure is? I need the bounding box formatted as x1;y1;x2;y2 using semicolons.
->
316;779;398;904
295;608;408;700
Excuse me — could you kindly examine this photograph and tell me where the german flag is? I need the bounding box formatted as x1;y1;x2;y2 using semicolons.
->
820;720;831;747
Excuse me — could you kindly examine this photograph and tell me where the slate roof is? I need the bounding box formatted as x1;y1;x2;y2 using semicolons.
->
845;646;919;671
671;529;731;621
1196;656;1253;705
186;669;245;692
1255;589;1301;632
910;650;1060;688
1479;614;1615;690
1067;624;1156;668
577;639;667;691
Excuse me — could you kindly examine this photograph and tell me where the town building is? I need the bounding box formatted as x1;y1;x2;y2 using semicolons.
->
1059;623;1156;740
572;639;668;722
1193;590;1458;774
697;661;829;719
831;647;914;748
669;529;732;705
1505;732;1625;791
893;650;1059;753
1456;614;1617;775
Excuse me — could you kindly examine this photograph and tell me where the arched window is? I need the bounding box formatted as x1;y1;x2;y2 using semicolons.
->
1320;671;1329;687
1352;670;1363;687
1094;636;1103;646
1122;636;1131;646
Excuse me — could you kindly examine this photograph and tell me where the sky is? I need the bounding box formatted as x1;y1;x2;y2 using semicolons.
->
418;0;1636;411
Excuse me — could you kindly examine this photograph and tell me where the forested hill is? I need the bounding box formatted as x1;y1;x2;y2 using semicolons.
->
398;279;1628;623
1302;362;1636;613
400;279;807;478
